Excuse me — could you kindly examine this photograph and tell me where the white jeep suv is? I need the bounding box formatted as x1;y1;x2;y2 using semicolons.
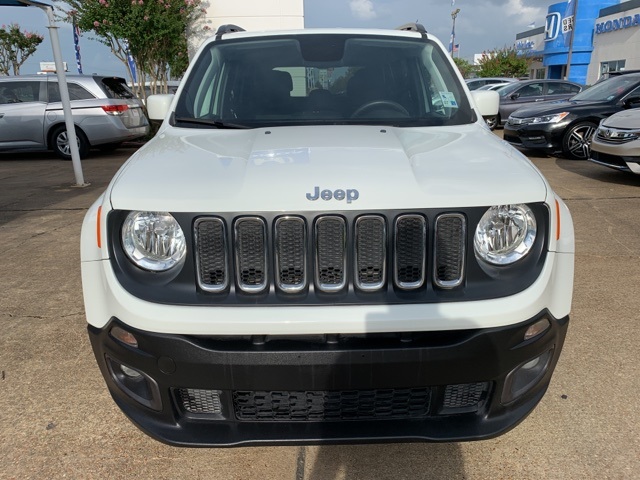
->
80;24;574;446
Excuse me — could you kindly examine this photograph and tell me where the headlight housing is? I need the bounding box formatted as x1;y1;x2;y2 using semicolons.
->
474;204;537;265
122;211;186;272
529;112;570;124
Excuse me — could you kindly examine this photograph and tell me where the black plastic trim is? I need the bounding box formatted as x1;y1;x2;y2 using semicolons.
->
88;312;569;446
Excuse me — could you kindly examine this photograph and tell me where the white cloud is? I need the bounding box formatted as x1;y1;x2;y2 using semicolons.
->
502;0;544;25
350;0;377;21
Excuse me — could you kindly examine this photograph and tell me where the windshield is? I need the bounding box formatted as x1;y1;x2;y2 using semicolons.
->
571;75;640;102
174;34;474;128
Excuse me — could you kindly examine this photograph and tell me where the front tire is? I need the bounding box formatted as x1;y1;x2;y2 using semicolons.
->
562;121;597;160
485;114;500;130
51;125;90;160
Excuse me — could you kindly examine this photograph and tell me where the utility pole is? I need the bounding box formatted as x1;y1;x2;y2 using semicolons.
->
451;8;460;56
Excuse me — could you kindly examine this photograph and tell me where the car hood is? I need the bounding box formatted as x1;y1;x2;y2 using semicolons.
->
109;124;548;212
602;109;640;128
509;99;606;118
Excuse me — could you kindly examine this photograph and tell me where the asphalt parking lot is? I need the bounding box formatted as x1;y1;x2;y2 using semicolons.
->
0;140;639;480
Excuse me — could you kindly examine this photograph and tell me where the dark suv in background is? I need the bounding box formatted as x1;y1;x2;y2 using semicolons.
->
504;73;640;159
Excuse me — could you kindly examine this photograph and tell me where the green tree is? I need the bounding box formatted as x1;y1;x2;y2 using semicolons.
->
477;46;531;78
0;24;44;75
55;0;207;99
452;57;476;79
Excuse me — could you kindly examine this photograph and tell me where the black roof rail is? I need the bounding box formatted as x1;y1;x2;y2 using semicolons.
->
395;23;427;34
215;24;245;39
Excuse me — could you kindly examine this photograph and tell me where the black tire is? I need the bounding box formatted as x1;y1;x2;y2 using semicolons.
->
562;121;597;160
51;125;90;160
485;114;499;130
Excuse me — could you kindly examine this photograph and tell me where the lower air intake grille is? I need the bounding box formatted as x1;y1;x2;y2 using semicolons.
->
176;388;222;414
233;388;432;421
443;382;488;411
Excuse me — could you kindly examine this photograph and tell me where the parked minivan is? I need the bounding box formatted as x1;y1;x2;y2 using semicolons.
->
0;75;149;159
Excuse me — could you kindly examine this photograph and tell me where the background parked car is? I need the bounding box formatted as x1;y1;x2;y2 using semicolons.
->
465;77;517;91
0;75;149;159
476;82;513;91
590;109;640;174
495;79;583;129
504;73;640;159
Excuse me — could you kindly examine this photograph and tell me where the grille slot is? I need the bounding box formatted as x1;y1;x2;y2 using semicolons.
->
355;215;386;291
274;216;307;292
233;388;431;421
394;214;427;289
315;216;347;292
176;388;223;414
442;382;488;412
194;218;228;292
434;214;466;289
234;217;268;292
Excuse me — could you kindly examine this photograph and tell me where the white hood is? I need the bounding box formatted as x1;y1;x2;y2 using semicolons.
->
109;124;548;212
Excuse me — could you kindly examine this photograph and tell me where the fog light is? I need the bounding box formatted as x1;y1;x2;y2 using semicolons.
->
120;364;143;379
106;356;162;411
524;318;551;341
502;349;553;404
110;326;138;348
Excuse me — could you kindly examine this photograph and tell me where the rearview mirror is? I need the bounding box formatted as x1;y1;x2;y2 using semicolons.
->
470;90;499;117
146;94;175;121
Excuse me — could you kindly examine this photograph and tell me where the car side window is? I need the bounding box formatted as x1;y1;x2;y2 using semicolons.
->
516;83;543;97
0;81;40;105
547;82;580;95
48;82;96;103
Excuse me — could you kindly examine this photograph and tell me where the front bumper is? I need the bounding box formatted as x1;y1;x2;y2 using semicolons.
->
89;312;569;446
503;122;566;153
590;142;640;174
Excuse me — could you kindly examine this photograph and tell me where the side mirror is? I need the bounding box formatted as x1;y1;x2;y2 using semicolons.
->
146;94;175;121
510;93;520;100
623;95;640;108
470;90;499;117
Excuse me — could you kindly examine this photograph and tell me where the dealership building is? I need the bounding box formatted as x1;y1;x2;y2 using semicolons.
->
516;0;640;85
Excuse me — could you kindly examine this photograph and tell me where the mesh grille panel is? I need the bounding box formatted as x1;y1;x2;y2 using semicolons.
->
195;218;228;291
394;215;427;288
315;217;346;291
176;388;222;414
434;214;466;288
233;388;431;421
355;216;386;289
235;218;267;292
275;217;307;291
443;382;488;411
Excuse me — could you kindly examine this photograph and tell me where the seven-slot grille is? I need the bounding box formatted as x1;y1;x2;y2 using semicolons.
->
195;213;466;293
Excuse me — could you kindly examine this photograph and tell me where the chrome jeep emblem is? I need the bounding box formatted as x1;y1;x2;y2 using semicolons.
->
306;186;359;203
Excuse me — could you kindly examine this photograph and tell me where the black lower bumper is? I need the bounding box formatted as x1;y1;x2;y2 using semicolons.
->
88;312;569;447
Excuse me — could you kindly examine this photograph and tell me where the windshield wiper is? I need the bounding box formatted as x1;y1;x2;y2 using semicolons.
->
173;117;250;129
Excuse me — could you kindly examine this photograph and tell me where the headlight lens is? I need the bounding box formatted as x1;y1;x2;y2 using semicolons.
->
122;211;186;271
474;204;537;265
530;112;570;124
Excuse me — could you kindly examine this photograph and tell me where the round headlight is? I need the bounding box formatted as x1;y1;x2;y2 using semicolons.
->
122;211;186;272
474;204;536;265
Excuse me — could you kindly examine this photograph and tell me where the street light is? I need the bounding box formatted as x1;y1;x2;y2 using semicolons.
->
451;8;461;57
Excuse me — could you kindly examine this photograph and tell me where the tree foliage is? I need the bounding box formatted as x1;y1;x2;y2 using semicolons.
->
0;24;44;75
55;0;207;99
476;46;531;78
452;57;476;79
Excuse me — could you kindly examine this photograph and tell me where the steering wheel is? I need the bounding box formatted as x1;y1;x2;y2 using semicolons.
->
351;100;410;118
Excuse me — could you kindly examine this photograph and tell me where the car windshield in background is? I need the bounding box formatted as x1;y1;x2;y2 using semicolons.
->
174;34;474;128
571;75;640;102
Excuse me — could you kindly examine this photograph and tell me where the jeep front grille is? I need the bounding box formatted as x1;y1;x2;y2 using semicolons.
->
195;212;467;294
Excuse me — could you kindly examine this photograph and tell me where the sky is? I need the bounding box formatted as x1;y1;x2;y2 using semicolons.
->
0;0;583;78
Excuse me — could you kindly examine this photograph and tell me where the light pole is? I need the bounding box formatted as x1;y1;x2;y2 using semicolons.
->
451;8;461;57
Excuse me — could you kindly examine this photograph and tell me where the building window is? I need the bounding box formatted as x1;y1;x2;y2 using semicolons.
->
600;60;626;79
